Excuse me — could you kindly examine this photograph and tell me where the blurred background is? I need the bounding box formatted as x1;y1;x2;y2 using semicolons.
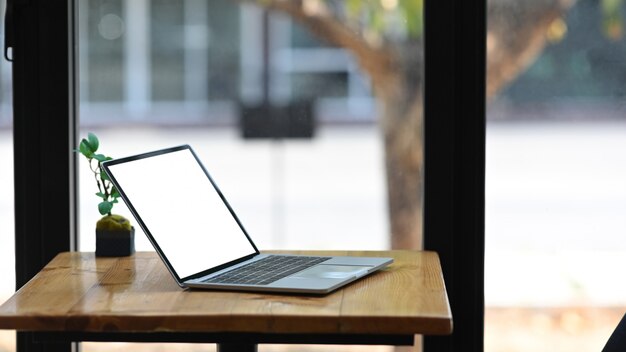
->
1;0;626;351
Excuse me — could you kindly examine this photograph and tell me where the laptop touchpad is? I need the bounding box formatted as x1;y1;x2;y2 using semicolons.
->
292;265;370;279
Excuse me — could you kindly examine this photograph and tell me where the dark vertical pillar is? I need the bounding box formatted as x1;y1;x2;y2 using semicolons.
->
423;0;486;351
11;0;78;350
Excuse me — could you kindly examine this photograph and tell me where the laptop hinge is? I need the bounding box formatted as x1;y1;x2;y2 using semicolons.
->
182;252;259;282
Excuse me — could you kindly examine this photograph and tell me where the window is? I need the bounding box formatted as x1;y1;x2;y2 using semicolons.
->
78;1;425;350
0;3;16;352
9;0;485;351
486;0;626;350
78;0;393;260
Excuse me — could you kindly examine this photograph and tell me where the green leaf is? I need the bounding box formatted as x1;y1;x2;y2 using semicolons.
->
100;171;110;181
78;139;93;157
87;133;99;152
92;154;108;162
111;187;120;198
98;201;113;215
400;0;423;37
346;0;363;18
603;0;622;14
371;11;385;33
95;192;106;199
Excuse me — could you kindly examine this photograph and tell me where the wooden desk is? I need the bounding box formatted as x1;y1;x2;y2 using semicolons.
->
0;250;452;350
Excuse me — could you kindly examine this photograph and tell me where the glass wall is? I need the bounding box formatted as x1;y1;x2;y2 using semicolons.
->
78;0;394;252
79;0;376;125
486;0;626;350
0;0;16;349
0;0;10;128
79;1;423;351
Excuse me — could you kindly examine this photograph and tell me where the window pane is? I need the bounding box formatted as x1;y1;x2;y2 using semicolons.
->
151;0;185;101
79;0;422;351
486;0;626;350
85;0;124;101
0;0;16;349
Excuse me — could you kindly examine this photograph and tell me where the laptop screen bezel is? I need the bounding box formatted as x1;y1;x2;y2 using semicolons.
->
101;144;260;285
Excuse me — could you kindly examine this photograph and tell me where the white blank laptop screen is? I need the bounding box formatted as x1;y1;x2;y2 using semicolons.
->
106;148;256;279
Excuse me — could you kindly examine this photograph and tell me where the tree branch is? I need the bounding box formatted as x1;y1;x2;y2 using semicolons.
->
487;0;575;99
255;0;399;92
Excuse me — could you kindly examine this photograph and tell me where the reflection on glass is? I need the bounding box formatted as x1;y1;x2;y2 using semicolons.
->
486;0;626;350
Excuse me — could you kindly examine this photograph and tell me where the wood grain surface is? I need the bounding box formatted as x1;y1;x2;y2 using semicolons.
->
0;251;452;335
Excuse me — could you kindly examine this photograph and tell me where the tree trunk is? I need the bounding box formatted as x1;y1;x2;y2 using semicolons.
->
256;0;575;250
379;78;424;249
383;103;424;249
379;0;573;248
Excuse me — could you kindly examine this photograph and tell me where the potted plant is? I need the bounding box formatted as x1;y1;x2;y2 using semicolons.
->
77;133;135;257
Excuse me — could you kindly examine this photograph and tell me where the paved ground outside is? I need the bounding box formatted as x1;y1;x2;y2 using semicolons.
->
1;120;626;351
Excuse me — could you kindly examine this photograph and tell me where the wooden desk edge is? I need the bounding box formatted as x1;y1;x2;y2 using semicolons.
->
0;250;453;336
0;313;452;335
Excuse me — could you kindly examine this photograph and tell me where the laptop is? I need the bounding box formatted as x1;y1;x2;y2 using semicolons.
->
102;145;393;294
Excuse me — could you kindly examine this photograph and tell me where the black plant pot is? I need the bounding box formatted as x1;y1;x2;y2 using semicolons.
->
95;226;135;257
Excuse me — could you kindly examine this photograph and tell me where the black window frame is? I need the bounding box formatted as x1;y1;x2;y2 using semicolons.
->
11;0;78;350
423;0;486;351
9;0;485;351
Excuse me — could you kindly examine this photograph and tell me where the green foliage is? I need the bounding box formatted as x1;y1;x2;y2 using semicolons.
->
76;133;127;224
98;201;114;216
343;0;423;39
401;0;423;37
602;0;624;40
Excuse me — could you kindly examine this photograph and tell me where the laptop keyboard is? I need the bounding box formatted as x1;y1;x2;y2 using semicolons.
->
203;255;331;286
